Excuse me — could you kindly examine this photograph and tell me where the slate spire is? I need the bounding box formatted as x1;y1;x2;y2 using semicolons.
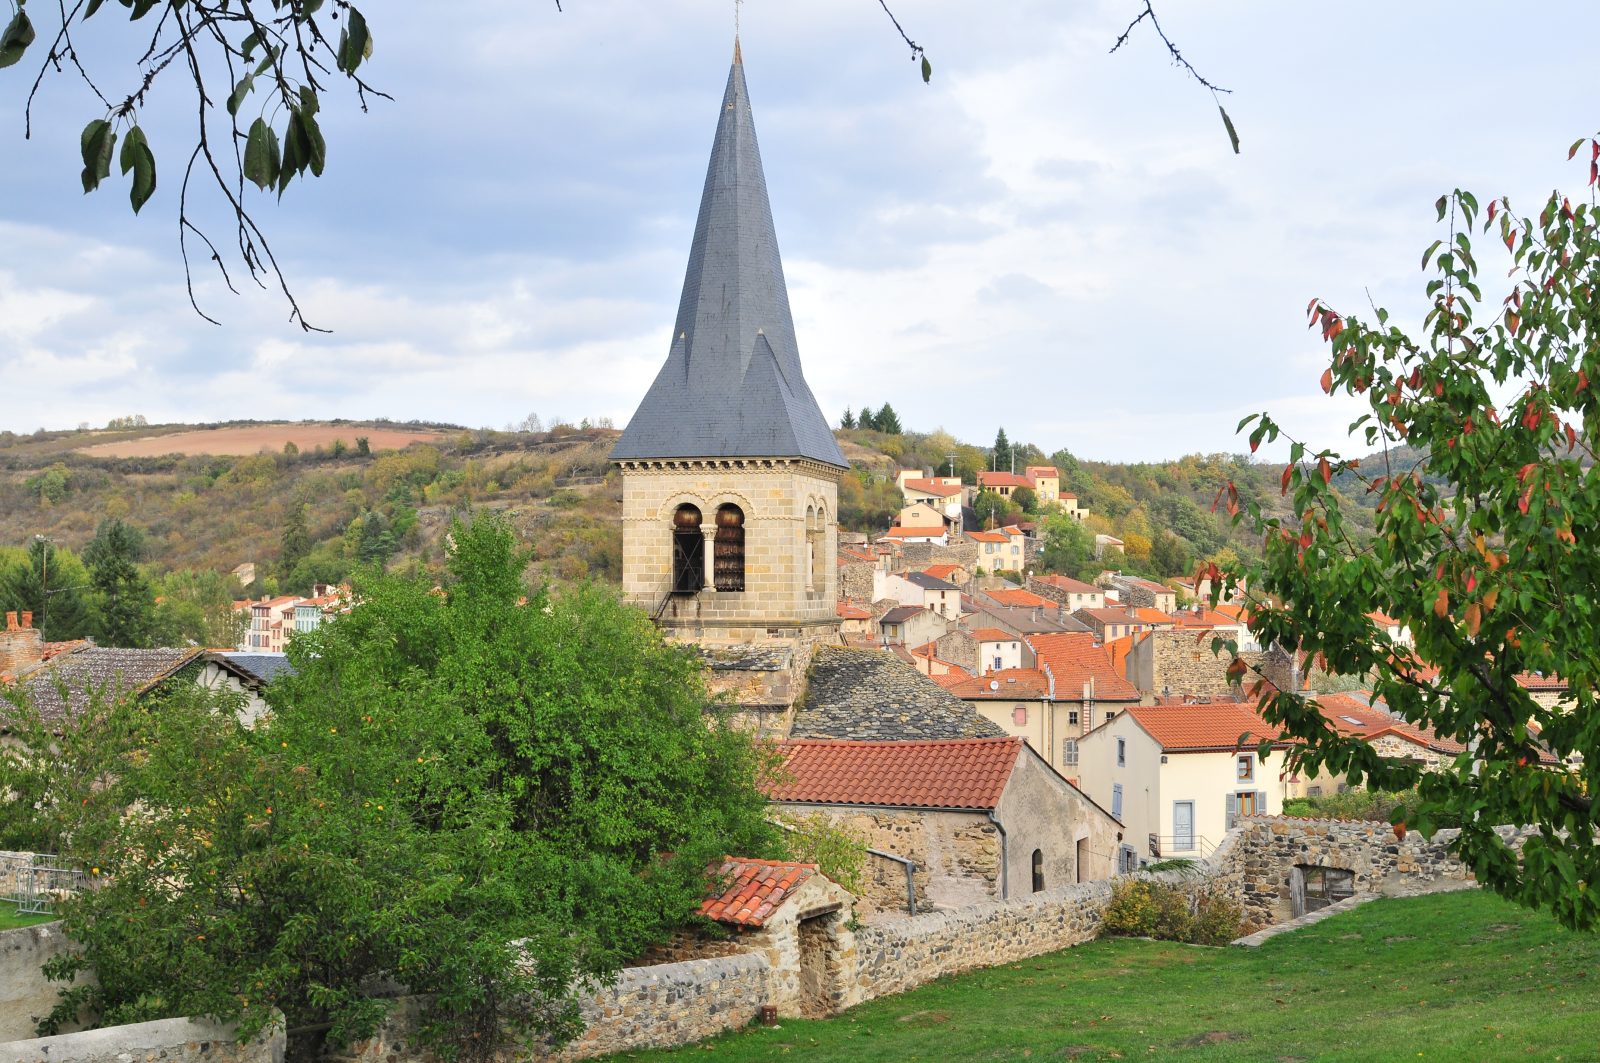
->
612;43;847;468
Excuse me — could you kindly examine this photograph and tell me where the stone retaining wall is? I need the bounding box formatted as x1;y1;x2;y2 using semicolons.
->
0;1015;282;1063
852;880;1113;1002
1209;816;1527;925
0;922;87;1042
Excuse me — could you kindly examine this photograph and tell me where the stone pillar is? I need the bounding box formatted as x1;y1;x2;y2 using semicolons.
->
703;527;717;589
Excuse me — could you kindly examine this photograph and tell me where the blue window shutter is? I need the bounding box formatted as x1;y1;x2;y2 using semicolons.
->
1225;792;1237;829
1112;783;1123;818
1257;790;1268;816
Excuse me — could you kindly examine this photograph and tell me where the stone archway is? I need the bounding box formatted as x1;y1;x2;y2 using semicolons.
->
1289;864;1356;917
795;909;849;1018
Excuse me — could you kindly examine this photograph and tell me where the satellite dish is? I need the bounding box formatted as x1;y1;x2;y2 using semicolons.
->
989;680;1000;691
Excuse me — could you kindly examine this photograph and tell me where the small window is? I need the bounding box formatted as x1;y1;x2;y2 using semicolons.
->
1307;785;1323;798
1237;755;1254;782
1112;783;1123;818
1031;849;1045;893
1063;739;1078;766
993;656;1003;671
1116;737;1126;767
1012;706;1028;727
1068;709;1079;727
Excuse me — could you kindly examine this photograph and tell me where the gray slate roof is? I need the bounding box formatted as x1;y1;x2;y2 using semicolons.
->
879;606;926;625
902;572;958;592
12;647;202;726
212;652;296;686
790;646;1006;742
610;45;846;469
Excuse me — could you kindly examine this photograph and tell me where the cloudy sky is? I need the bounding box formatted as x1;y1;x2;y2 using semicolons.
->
1;1;1595;461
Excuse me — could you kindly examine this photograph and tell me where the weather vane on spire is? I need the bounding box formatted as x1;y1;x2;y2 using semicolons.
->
735;0;743;38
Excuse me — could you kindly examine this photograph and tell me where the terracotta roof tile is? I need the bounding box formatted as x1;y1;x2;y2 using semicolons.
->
698;857;818;927
945;668;1050;700
986;588;1056;609
1028;632;1141;702
966;530;1009;543
1122;702;1289;752
903;478;964;498
978;472;1032;488
1033;574;1100;595
923;564;963;580
965;627;1019;642
769;737;1023;810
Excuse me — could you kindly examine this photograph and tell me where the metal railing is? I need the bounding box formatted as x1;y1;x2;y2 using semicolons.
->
2;852;84;914
1147;835;1217;860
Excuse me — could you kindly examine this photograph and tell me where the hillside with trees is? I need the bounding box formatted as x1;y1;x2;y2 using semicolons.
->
0;415;1386;642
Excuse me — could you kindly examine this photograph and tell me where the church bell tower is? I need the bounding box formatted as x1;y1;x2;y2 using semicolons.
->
612;40;845;655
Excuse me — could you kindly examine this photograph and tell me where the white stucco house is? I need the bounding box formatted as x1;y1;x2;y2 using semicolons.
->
1075;701;1292;871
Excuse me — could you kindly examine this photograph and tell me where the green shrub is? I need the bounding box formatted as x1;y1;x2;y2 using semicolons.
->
1101;878;1242;945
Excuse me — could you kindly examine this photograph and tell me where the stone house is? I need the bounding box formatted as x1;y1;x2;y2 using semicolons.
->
920;562;969;587
1109;575;1178;614
1284;692;1482;798
837;543;888;602
1075;702;1291;871
1126;626;1266;700
768;736;1121;912
1028;574;1105;612
835;601;873;638
937;626;1024;675
697;857;857;1018
1071;607;1147;643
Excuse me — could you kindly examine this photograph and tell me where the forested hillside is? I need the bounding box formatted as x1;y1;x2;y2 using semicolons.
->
0;415;1387;646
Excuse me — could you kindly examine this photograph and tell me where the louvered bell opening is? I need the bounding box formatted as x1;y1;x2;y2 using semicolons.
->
714;504;745;592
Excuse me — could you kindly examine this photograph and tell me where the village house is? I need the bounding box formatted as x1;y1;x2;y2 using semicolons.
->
966;527;1026;574
921;562;969;586
240;595;305;653
768;736;1121;911
835;601;874;638
1071;606;1149;643
1076;701;1291;870
1026;632;1144;737
1093;534;1124;558
877;605;949;648
1367;610;1414;648
893;500;950;532
1;611;205;733
873;570;963;621
196;651;296;727
1108;575;1178;614
935;625;1025;676
1028;574;1105;612
880;525;948;546
1285;692;1469;798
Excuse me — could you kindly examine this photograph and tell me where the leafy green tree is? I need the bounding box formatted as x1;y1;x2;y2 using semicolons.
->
355;436;371;456
1149;530;1192;578
9;512;781;1054
1011;485;1038;514
153;569;247;648
84;518;157;648
1039;512;1095;579
0;539;95;641
1225;163;1600;929
23;463;70;505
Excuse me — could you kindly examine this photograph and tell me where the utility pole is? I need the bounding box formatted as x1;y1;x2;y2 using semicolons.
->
945;453;957;478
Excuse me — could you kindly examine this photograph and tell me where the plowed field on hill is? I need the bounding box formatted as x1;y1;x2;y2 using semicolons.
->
77;424;443;458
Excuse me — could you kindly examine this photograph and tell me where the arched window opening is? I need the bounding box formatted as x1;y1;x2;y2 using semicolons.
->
1031;849;1045;893
807;504;825;594
672;504;705;594
714;504;745;592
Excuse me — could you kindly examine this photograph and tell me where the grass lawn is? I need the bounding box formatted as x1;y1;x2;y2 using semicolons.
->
0;906;57;931
617;890;1600;1062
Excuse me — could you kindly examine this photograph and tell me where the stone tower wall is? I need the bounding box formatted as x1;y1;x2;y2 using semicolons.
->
620;458;842;643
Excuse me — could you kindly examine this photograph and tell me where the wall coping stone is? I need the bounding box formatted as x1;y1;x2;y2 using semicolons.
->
0;1014;283;1063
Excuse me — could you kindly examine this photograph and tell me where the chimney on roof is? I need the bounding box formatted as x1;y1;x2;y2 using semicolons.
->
0;609;46;678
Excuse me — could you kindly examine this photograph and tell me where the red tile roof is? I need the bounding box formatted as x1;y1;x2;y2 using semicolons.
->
987;588;1056;609
923;564;963;581
698;857;818;927
768;738;1024;810
1024;466;1060;478
1034;574;1100;595
1132;607;1176;626
967;530;1009;543
903;478;964;498
1121;702;1289;752
1366;610;1403;627
1028;632;1141;702
882;526;944;540
1175;607;1241;628
837;602;872;620
978;471;1032;488
944;668;1050;700
966;627;1019;643
1514;672;1568;691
